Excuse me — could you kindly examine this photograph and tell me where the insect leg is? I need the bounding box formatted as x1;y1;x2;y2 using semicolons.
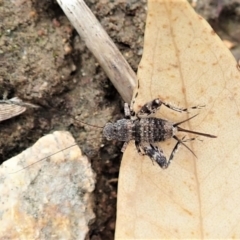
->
160;101;203;113
124;103;131;118
135;141;145;155
137;98;163;117
164;136;199;168
142;136;197;169
124;103;135;118
137;98;204;117
121;141;129;152
173;136;198;158
142;144;169;169
167;138;185;167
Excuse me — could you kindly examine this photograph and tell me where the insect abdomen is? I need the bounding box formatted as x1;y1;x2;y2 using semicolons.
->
134;118;173;142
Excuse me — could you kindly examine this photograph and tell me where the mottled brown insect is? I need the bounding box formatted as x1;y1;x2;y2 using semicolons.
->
9;98;216;172
103;99;217;169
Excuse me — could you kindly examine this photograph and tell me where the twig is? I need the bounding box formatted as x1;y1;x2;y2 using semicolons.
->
56;0;137;103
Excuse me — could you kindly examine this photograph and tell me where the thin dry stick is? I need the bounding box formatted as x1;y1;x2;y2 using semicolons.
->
57;0;137;103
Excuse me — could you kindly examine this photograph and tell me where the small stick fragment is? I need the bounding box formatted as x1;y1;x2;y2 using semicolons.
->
56;0;137;103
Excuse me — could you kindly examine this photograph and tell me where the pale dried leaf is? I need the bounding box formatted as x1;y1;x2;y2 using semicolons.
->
223;39;236;49
116;0;240;238
0;97;40;122
0;102;26;122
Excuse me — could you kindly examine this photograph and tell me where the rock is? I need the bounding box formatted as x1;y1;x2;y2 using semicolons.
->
0;131;96;239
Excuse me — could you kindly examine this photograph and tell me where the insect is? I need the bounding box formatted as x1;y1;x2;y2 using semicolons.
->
103;98;217;169
9;98;216;172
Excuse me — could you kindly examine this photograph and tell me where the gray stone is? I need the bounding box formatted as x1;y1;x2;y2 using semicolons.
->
0;131;96;239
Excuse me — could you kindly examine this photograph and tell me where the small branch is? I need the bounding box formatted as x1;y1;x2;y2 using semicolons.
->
56;0;137;103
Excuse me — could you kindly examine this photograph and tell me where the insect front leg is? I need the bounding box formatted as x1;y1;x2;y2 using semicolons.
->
124;103;135;119
121;141;129;152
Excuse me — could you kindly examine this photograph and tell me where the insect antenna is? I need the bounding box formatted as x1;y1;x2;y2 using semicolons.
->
9;143;78;174
174;114;217;138
9;134;108;174
73;117;104;129
9;111;111;174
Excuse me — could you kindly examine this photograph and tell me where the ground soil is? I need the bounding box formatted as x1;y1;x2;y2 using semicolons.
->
0;0;239;239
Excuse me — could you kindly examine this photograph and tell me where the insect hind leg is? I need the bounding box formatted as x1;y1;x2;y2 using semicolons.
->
162;102;204;113
166;136;199;168
140;136;198;169
137;98;204;117
141;144;169;169
137;98;164;117
172;136;198;158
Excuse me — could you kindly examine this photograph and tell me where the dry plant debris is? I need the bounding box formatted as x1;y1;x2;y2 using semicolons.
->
116;0;240;238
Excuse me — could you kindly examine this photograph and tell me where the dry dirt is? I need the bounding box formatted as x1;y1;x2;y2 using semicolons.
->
0;0;239;239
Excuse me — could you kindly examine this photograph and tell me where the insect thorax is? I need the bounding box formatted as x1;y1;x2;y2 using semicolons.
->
103;118;174;142
103;119;133;141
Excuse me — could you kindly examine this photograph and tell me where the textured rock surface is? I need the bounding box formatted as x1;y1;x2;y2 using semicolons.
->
0;131;95;239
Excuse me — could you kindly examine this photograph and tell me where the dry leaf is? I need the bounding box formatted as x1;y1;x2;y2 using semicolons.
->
0;97;39;122
223;39;236;50
116;0;240;238
0;98;26;122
